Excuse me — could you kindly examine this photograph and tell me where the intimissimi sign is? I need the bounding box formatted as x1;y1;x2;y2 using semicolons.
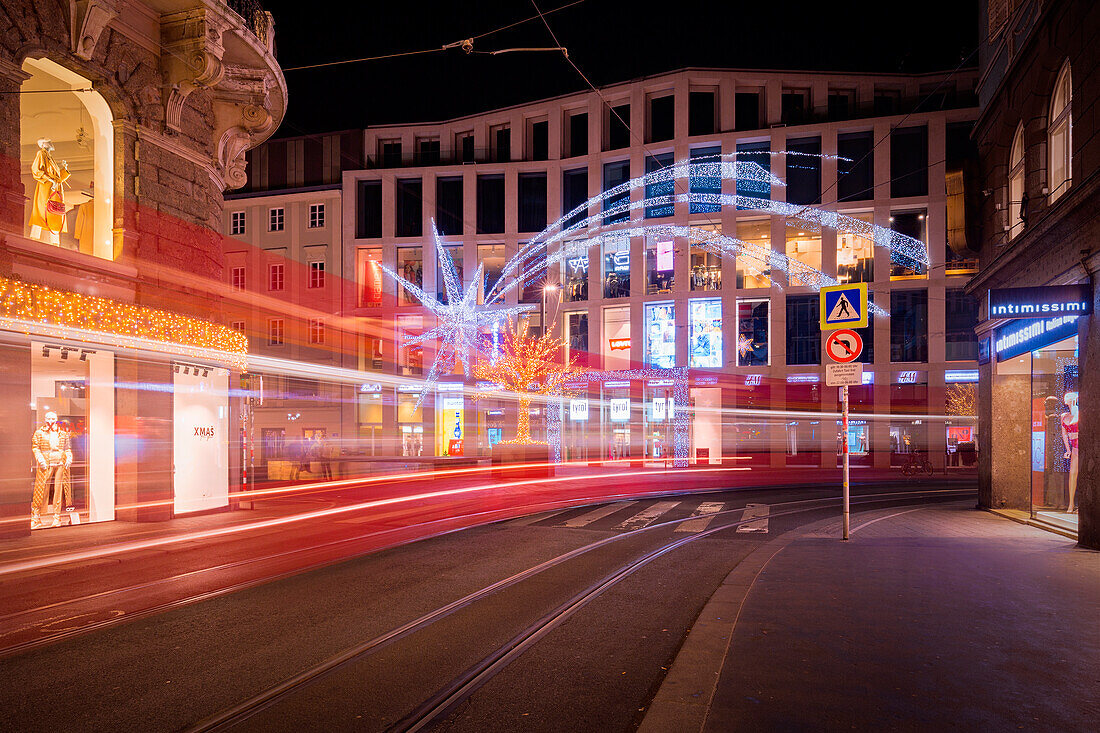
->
988;285;1091;319
993;314;1081;360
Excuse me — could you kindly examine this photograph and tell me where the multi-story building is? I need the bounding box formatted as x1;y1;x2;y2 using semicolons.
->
0;0;284;536
968;0;1097;546
341;67;983;468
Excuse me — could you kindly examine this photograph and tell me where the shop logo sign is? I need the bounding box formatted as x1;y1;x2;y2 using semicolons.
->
608;338;631;350
988;285;1091;319
194;426;215;439
993;314;1080;360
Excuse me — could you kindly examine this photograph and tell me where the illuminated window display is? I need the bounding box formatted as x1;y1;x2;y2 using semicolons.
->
603;238;631;298
643;385;675;462
478;244;505;304
397;247;423;305
785;225;822;287
437;244;463;303
737;298;769;366
603;306;631;370
358;248;383;306
690;223;721;291
565;311;589;366
646;238;675;294
603;383;631;460
837;212;874;283
736;219;771;289
435;394;465;457
397;391;424;457
1030;335;1079;529
890;210;928;279
562;243;589;302
357;390;383;455
644;303;676;368
564;391;590;463
785;379;821;466
397;315;423;376
689;298;723;368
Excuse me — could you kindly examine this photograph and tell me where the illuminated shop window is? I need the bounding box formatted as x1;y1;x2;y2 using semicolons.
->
690;223;721;292
603;306;631;370
397;315;423;375
564;311;589;366
689;298;723;368
736;298;769;366
837;212;874;283
785;224;821;287
646;236;675;294
603;238;631;299
890;210;928;279
736;219;770;289
644;302;676;368
358;247;383;307
397;247;422;306
437;244;463;303
477;244;505;304
561;241;589;302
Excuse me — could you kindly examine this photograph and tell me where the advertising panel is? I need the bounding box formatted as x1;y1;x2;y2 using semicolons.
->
610;398;630;422
644;302;676;368
173;367;229;514
689;298;723;368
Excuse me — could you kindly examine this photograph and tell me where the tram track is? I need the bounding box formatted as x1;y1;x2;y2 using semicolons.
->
182;487;971;733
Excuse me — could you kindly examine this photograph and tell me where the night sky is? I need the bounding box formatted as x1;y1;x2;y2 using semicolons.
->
262;0;978;138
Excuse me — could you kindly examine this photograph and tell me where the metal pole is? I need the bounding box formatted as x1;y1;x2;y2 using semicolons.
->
842;384;850;540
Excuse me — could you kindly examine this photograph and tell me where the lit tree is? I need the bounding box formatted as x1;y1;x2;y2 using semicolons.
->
946;383;976;416
473;321;584;445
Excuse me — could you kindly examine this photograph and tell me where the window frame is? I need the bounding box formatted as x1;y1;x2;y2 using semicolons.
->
268;318;285;346
1007;124;1025;238
1048;61;1072;203
268;262;284;292
230;211;245;236
308;260;326;289
268;207;284;232
308;203;325;229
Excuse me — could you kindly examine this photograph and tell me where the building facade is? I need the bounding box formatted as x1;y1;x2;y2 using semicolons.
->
969;0;1098;547
0;0;285;536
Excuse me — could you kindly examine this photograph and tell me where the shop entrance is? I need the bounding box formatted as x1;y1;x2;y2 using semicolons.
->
1029;335;1079;530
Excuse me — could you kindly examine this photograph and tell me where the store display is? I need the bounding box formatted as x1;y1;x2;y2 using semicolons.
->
28;138;71;243
30;411;72;529
1061;391;1079;513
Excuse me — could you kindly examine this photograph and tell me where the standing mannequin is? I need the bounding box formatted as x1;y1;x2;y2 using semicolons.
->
31;411;73;529
28;138;70;245
1060;391;1079;514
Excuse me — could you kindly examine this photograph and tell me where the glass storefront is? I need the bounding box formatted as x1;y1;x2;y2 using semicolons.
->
397;390;424;457
603;382;631;461
646;238;675;294
644;303;676;368
603;306;631;370
737;298;769;366
565;311;589;367
435;392;465;456
736;219;771;289
1030;335;1079;528
643;384;674;464
785;225;822;287
564;391;589;462
837;212;874;283
691;387;721;464
603;238;631;298
562;244;589;302
689;298;723;368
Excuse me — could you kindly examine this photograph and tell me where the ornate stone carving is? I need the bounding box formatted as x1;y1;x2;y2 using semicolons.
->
160;8;228;133
72;0;119;61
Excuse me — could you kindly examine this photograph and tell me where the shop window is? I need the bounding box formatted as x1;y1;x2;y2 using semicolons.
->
890;289;928;363
737;298;769;366
1028;335;1079;525
436;177;463;236
603;160;630;225
568;111;588;157
397;247;422;306
644;302;676;368
231;212;245;236
437;245;463;303
562;242;589;302
308;318;325;345
268;263;284;291
646;237;675;294
785;381;821;466
1048;61;1072;203
565;311;589;366
603;306;631;370
309;260;325;289
735;91;761;131
231;266;245;291
357;392;383;456
308;203;325;229
890;125;928;198
607;103;631;151
736;219;771;289
397;392;424;457
736;141;770;208
786;137;821;205
356;180;382;238
688;91;716;136
690;146;722;214
268;318;284;346
603;238;631;298
945;289;978;361
644;153;674;219
890;210;928;279
563;167;589;230
837;212;874;283
837;131;874;202
359;335;383;371
477;174;505;234
530;119;549;161
689;298;723;368
358;248;383;306
690;223;721;291
603;382;632;460
785;225;822;287
520;249;547;305
1007;124;1025;239
786;295;820;365
395;179;422;237
518;172;547;233
478;244;505;304
648;94;674;143
20;58;115;258
397;316;423;376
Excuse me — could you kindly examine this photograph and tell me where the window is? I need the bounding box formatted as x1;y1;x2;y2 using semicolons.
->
530;119;549;161
737;298;769;366
646;236;675;294
603;237;630;298
781;89;809;125
268;207;284;232
231;320;245;333
607;104;630;150
231;266;245;291
837;131;874;202
478;244;505;304
837;212;874;283
436;177;463;236
356;180;382;238
268;318;284;346
1048;61;1072;202
644;153;674;219
518;172;547;233
416;137;440;165
492;125;511;163
735;92;760;131
359;247;383;306
890;125;928;198
477;174;505;234
563;168;588;230
456;132;475;163
890;289;928;363
689;146;721;214
602;306;631;370
735;219;771;289
785;225;822;287
689;298;723;368
890;210;928;279
380;139;402;167
230;211;245;236
1007;124;1025;239
308;203;325;229
873;89;900;116
648;94;674;142
562;241;589;302
568;112;588;157
268;263;284;291
786;295;820;365
397;247;422;306
785;137;821;205
603;160;630;225
736;141;770;208
945;289;978;361
437;244;463;303
395;179;422;237
565;311;589;366
644;302;676;368
690;222;721;291
361;335;383;371
828;90;854;121
309;260;325;289
397;315;423;375
688;91;716;136
309;318;325;345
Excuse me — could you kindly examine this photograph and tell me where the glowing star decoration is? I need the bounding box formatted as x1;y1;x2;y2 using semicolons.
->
738;334;754;359
381;222;532;405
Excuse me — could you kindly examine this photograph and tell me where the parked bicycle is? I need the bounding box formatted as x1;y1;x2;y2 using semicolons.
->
902;450;934;477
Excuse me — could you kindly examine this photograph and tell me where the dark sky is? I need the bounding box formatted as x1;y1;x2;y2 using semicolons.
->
262;0;978;138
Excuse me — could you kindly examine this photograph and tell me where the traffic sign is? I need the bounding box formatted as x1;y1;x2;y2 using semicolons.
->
820;283;868;330
826;362;864;387
826;329;863;363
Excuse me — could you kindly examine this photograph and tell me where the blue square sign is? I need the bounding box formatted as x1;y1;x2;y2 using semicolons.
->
820;283;868;329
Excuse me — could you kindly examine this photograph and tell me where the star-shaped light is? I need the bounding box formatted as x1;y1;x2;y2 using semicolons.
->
382;222;532;405
738;334;754;359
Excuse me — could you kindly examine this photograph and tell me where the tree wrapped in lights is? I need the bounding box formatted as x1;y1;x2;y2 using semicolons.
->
473;321;584;445
946;383;976;416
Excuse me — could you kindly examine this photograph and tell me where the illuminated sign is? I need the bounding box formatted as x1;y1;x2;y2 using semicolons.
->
993;314;1080;360
944;370;980;383
862;371;874;385
437;382;463;392
745;374;762;386
651;397;666;420
988;285;1091;319
605;380;630;388
570;399;589;421
656;241;674;272
359;382;382;393
610;398;630;421
895;371;921;384
568;256;590;273
397;384;422;393
647;379;674;387
694;376;718;385
609;338;631;350
786;374;820;384
442;397;464;410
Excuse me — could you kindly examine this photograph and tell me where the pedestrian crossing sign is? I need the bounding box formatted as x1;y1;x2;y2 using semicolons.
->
820;283;868;330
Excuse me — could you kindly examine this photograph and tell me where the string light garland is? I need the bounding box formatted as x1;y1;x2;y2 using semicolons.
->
0;275;248;367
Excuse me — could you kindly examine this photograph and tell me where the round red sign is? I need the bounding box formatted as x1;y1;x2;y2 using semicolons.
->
826;329;863;363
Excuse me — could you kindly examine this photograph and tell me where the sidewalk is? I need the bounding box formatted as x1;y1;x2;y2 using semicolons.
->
641;501;1100;732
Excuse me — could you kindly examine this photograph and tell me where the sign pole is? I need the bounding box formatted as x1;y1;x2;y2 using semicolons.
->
842;384;850;540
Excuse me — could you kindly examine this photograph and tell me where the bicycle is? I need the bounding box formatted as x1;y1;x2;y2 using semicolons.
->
902;451;934;477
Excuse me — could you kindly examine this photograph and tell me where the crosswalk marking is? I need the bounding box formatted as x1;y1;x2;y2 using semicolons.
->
614;501;679;531
506;508;577;527
674;502;725;533
736;503;770;533
562;501;639;528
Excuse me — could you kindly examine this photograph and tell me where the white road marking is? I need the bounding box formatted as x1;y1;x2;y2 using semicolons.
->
562;501;640;528
674;502;725;533
736;503;770;533
506;508;575;527
614;501;679;531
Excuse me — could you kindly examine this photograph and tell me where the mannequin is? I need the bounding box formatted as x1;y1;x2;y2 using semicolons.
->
28;138;70;245
31;411;72;529
1060;391;1079;514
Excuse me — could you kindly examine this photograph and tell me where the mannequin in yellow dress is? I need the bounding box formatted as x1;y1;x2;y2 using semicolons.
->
28;137;70;245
